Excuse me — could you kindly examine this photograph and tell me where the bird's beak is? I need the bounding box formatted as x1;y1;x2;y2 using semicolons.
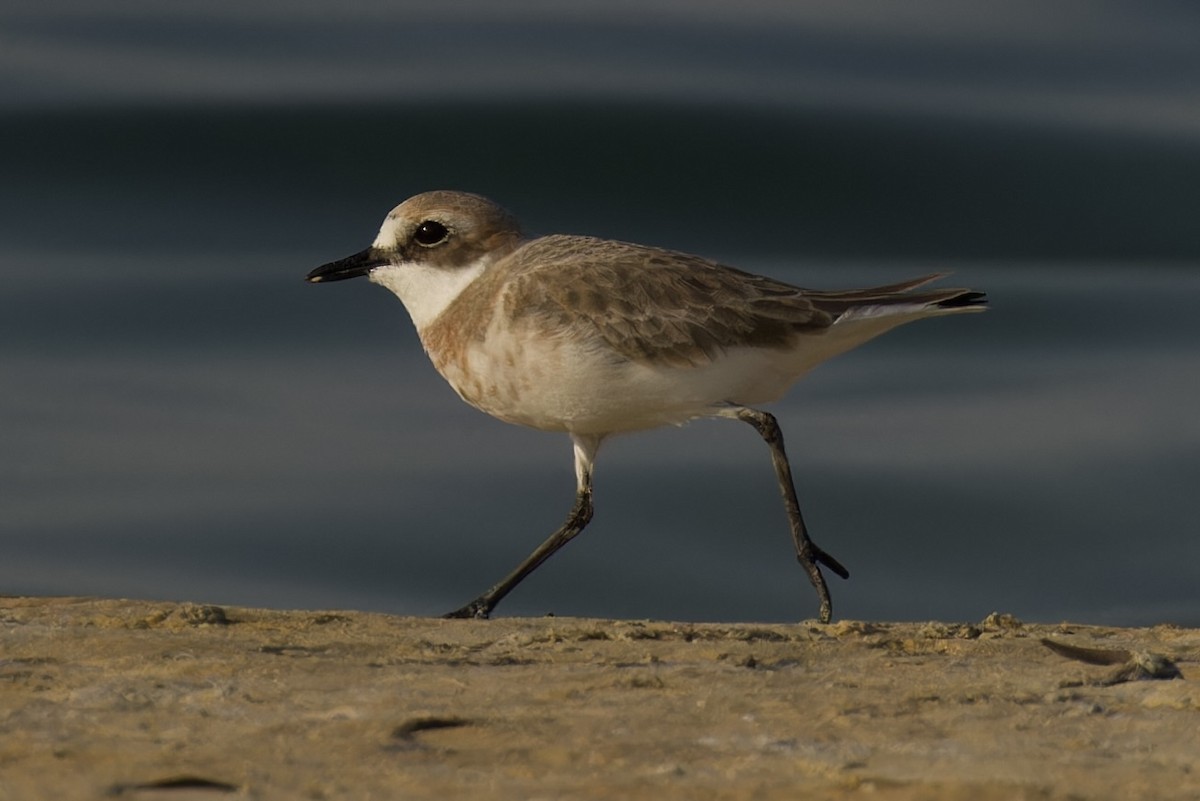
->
306;248;389;283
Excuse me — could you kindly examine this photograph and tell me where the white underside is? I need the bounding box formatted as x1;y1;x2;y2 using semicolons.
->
370;255;949;436
429;309;926;436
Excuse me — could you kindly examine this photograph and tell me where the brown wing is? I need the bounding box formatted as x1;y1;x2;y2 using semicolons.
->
496;236;990;367
499;235;838;367
1040;639;1134;666
803;274;986;317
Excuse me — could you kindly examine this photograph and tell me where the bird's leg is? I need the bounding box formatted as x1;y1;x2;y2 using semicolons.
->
442;490;593;619
721;405;849;624
444;435;600;619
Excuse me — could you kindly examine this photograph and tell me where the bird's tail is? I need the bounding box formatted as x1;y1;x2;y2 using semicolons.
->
809;273;988;322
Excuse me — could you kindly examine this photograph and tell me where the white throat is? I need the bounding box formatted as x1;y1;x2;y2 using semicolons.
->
368;257;488;331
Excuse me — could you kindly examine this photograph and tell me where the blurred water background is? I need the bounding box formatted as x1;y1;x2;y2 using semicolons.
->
3;1;1199;625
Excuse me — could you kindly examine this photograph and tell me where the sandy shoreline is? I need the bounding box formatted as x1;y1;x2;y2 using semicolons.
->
1;596;1196;800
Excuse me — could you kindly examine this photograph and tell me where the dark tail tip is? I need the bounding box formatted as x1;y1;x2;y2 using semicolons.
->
937;291;988;310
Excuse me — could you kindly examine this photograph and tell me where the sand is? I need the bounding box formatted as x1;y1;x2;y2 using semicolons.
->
1;596;1196;800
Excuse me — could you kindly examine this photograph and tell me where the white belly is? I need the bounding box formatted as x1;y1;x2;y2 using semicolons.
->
422;304;920;435
429;322;806;434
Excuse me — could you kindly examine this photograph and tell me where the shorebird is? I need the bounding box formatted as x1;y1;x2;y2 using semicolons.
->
1041;639;1184;685
306;190;986;622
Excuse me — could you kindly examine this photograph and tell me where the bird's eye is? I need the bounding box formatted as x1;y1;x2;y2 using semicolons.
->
413;220;449;247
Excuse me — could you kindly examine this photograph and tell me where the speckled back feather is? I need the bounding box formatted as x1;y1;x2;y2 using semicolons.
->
493;235;980;368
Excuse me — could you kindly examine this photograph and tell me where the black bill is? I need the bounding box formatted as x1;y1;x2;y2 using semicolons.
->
306;248;388;283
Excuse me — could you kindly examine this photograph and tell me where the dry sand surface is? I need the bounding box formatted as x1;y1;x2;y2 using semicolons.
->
1;596;1197;800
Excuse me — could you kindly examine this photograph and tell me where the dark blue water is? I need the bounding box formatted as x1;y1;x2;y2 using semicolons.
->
3;95;1199;626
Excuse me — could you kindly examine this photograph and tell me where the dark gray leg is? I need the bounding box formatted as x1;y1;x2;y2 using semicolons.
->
720;406;849;623
444;434;600;619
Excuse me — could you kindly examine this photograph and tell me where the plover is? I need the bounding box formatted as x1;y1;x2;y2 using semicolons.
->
1041;639;1185;685
306;190;986;622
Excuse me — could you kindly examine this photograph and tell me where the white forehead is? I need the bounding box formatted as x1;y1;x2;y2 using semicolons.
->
371;211;410;249
368;191;523;250
369;204;473;249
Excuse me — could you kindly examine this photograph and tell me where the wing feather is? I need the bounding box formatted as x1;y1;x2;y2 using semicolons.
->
500;236;833;367
496;236;978;368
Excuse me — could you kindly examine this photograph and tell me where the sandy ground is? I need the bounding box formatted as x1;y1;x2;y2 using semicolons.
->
1;596;1197;801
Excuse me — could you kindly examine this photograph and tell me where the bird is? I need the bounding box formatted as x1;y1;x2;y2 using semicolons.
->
1041;638;1184;685
306;190;986;623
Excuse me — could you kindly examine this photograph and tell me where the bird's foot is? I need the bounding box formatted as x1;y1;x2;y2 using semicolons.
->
795;541;849;624
442;599;493;620
817;598;833;626
811;544;850;580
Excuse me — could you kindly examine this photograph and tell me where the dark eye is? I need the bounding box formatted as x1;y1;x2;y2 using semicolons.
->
413;220;449;247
